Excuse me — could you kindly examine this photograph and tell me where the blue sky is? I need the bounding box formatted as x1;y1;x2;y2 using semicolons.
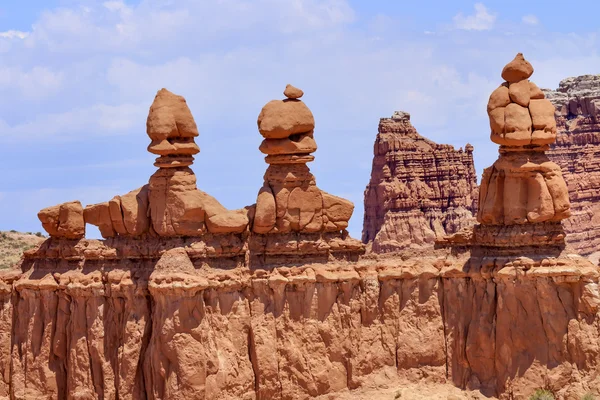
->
0;0;598;239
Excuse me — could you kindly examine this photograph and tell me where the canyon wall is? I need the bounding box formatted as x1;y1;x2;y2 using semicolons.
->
2;241;600;400
545;75;600;256
362;111;478;252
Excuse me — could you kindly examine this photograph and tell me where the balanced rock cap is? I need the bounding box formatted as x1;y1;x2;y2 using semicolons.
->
147;88;199;140
501;53;534;83
257;86;315;139
284;84;303;99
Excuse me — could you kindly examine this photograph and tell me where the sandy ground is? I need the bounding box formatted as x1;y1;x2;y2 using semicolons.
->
314;382;493;400
0;230;45;269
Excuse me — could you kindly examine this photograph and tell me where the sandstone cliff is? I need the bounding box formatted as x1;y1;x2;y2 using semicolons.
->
545;75;600;257
2;242;599;400
362;111;478;252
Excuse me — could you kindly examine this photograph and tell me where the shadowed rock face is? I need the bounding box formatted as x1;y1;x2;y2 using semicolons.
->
362;111;478;252
545;75;600;256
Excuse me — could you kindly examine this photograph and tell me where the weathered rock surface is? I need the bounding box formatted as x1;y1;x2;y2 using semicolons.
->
479;54;570;226
253;85;355;235
362;111;478;252
37;201;85;239
488;53;557;147
1;241;598;399
544;75;600;256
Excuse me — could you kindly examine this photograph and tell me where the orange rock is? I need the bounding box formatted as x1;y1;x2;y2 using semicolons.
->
529;99;556;133
504;103;532;145
146;88;200;168
526;172;554;223
487;84;510;111
509;80;531;107
206;210;249;234
119;186;150;236
283;84;303;99
529;81;545;99
257;99;315;139
488;107;505;135
38;201;85;239
259;133;317;155
322;191;354;231
83;202;115;238
287;185;323;231
501;52;534;83
254;186;277;234
108;196;128;235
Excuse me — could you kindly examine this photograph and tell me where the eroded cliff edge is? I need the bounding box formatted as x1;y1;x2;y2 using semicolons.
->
3;241;600;400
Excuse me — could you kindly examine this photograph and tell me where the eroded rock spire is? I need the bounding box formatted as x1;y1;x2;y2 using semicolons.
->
479;53;571;226
252;84;355;234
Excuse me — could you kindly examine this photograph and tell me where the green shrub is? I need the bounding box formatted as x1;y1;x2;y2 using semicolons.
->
35;232;43;238
583;393;596;400
529;389;555;400
9;230;16;233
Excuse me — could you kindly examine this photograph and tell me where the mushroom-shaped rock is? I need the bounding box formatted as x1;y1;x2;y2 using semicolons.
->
38;201;85;239
147;88;200;168
477;54;570;227
501;53;534;83
257;99;315;139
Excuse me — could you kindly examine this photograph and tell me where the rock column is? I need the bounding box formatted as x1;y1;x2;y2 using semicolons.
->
478;53;571;226
253;85;354;234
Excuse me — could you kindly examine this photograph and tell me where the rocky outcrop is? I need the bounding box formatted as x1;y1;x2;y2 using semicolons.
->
1;242;598;400
12;66;600;400
479;53;570;226
253;85;354;235
362;111;478;252
544;75;600;256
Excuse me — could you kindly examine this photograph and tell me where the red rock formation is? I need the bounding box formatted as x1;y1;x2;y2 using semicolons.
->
2;240;599;399
11;72;600;400
479;53;570;227
545;75;600;256
362;111;478;252
253;85;355;235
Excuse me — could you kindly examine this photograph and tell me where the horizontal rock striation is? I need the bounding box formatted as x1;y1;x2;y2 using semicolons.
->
545;75;600;256
1;241;599;399
362;111;478;252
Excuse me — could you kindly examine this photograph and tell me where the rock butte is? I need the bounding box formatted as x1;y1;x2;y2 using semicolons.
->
362;111;478;252
3;59;600;399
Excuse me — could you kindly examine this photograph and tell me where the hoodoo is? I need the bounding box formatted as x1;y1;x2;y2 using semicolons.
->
479;53;571;233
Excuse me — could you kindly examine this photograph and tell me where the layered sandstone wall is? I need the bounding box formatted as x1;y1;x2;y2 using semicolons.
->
2;241;599;400
362;111;478;252
545;75;600;256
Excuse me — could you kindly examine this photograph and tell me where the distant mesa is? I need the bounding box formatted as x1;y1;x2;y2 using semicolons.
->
362;110;478;252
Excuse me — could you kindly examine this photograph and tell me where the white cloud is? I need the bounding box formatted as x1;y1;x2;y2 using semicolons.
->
522;14;539;26
0;30;29;39
0;103;146;140
453;3;496;31
0;66;63;99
